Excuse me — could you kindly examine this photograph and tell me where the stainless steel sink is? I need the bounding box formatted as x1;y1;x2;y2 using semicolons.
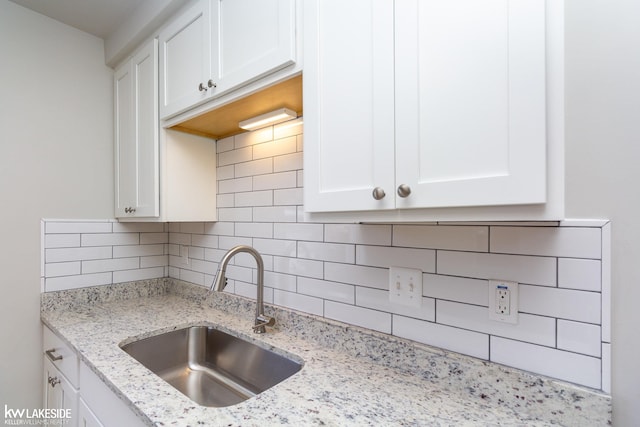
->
120;326;302;407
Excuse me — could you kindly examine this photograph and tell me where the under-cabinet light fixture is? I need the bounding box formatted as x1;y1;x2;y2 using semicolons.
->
238;108;297;131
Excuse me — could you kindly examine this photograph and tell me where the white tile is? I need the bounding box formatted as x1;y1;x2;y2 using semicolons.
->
298;242;354;263
557;320;601;357
423;274;488;306
437;251;557;287
558;258;601;291
235;127;273;147
235;281;273;304
45;272;112;291
253;136;297;160
393;315;489;360
274;289;324;316
252;171;297;191
519;285;600;323
264;271;297;292
216;193;235;208
253;238;297;257
602;343;611;393
225;265;254;283
325;224;392;246
216;136;234;153
490;337;601;389
140;233;168;244
141;255;168;268
324;263;387;290
356;287;435;322
82;257;139;274
218;177;252;193
273;256;323;279
235;158;273;177
179;269;205;286
45;262;81;278
113;244;164;258
296;170;303;187
356;245;435;272
296;134;304;151
204;222;235;236
179;223;205;234
218;146;252;166
393;225;489;252
218;236;253;250
189;245;205;260
218;207;253;222
274;188;303;205
490;226;601;259
45;234;80;248
273;223;324;241
46;246;112;263
169;233;191;245
191;234;219;248
235;190;273;207
297;277;355;304
601;223;611;343
273;117;303;139
217;165;234;180
168;223;180;233
113;222;165;233
325;301;391;334
253;206;297;223
234;223;273;239
81;233;139;247
46;221;112;234
273;152;303;172
186;258;217;275
437;301;556;346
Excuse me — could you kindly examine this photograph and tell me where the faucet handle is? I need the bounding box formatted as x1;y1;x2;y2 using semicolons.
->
253;314;275;333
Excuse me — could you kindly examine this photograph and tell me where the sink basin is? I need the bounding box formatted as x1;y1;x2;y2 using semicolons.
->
120;326;302;407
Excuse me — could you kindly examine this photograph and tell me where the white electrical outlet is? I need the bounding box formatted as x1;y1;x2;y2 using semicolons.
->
488;279;518;324
389;267;423;308
177;245;190;267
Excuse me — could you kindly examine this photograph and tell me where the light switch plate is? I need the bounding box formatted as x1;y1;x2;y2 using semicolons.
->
389;267;423;308
488;279;518;324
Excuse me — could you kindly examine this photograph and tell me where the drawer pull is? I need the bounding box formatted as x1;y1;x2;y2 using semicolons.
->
45;348;63;362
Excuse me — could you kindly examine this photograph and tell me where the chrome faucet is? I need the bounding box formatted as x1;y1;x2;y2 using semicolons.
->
210;245;275;334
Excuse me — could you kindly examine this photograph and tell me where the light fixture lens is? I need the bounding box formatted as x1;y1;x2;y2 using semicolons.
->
238;108;297;131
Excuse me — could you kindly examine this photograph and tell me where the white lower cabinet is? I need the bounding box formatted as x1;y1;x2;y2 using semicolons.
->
43;325;146;427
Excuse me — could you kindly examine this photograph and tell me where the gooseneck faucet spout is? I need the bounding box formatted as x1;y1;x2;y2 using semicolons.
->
210;245;274;333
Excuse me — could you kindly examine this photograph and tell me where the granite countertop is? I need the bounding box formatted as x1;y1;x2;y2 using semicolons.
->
41;279;611;426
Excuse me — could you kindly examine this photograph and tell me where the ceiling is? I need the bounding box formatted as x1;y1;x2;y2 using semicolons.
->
9;0;145;39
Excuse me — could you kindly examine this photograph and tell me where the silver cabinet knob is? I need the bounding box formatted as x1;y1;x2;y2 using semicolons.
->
397;184;411;198
207;79;216;88
125;207;136;214
372;187;386;200
48;375;61;387
198;82;208;92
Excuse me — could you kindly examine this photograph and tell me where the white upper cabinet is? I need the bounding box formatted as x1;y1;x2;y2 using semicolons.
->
304;0;563;220
158;0;211;119
115;39;159;218
159;0;297;119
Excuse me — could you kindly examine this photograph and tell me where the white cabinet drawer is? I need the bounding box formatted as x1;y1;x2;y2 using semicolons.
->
43;325;79;387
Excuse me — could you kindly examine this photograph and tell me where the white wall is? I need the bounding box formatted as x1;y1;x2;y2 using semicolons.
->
0;0;113;410
564;0;640;425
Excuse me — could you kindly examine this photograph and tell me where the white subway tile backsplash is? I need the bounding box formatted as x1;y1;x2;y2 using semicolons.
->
519;285;600;323
46;272;112;291
273;117;303;139
273;256;323;279
45;221;112;234
218;207;253;222
45;234;80;248
264;271;297;292
437;300;556;347
325;301;391;334
217;165;234;180
356;287;435;322
81;233;139;247
46;246;112;263
204;222;235;236
235;158;273;178
82;257;139;274
490;226;601;259
601;223;611;343
218;146;252;166
356;245;435;272
558;258;601;291
274;289;324;316
140;232;169;244
602;343;611;394
218;236;253;251
423;274;488;306
169;233;191;246
393;225;489;252
234;126;272;147
178;223;205;234
45;262;81;278
253;206;297;223
253;238;297;257
217;193;235;208
393;315;489;360
324;263;387;290
297;277;355;304
141;255;168;268
437;251;557;287
253;135;297;160
557;320;601;357
490;337;601;389
325;224;392;246
216;136;234;153
273;152;303;172
113;222;165;233
218;177;252;194
273;223;323;242
113;244;164;258
113;267;165;283
235;190;273;207
234;223;273;239
252;171;297;191
191;234;219;249
298;241;354;263
274;188;303;206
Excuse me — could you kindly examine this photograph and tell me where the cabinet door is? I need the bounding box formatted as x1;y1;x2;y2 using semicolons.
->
395;0;547;209
210;0;296;97
303;0;395;212
78;399;104;427
159;0;211;118
114;39;159;218
43;358;78;427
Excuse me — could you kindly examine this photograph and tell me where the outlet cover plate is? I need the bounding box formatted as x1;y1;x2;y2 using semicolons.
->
389;266;423;308
488;279;518;324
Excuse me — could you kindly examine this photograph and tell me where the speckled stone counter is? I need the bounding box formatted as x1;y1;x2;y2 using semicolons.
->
41;279;611;426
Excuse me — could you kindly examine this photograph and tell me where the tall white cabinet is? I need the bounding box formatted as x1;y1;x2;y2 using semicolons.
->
304;0;563;220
